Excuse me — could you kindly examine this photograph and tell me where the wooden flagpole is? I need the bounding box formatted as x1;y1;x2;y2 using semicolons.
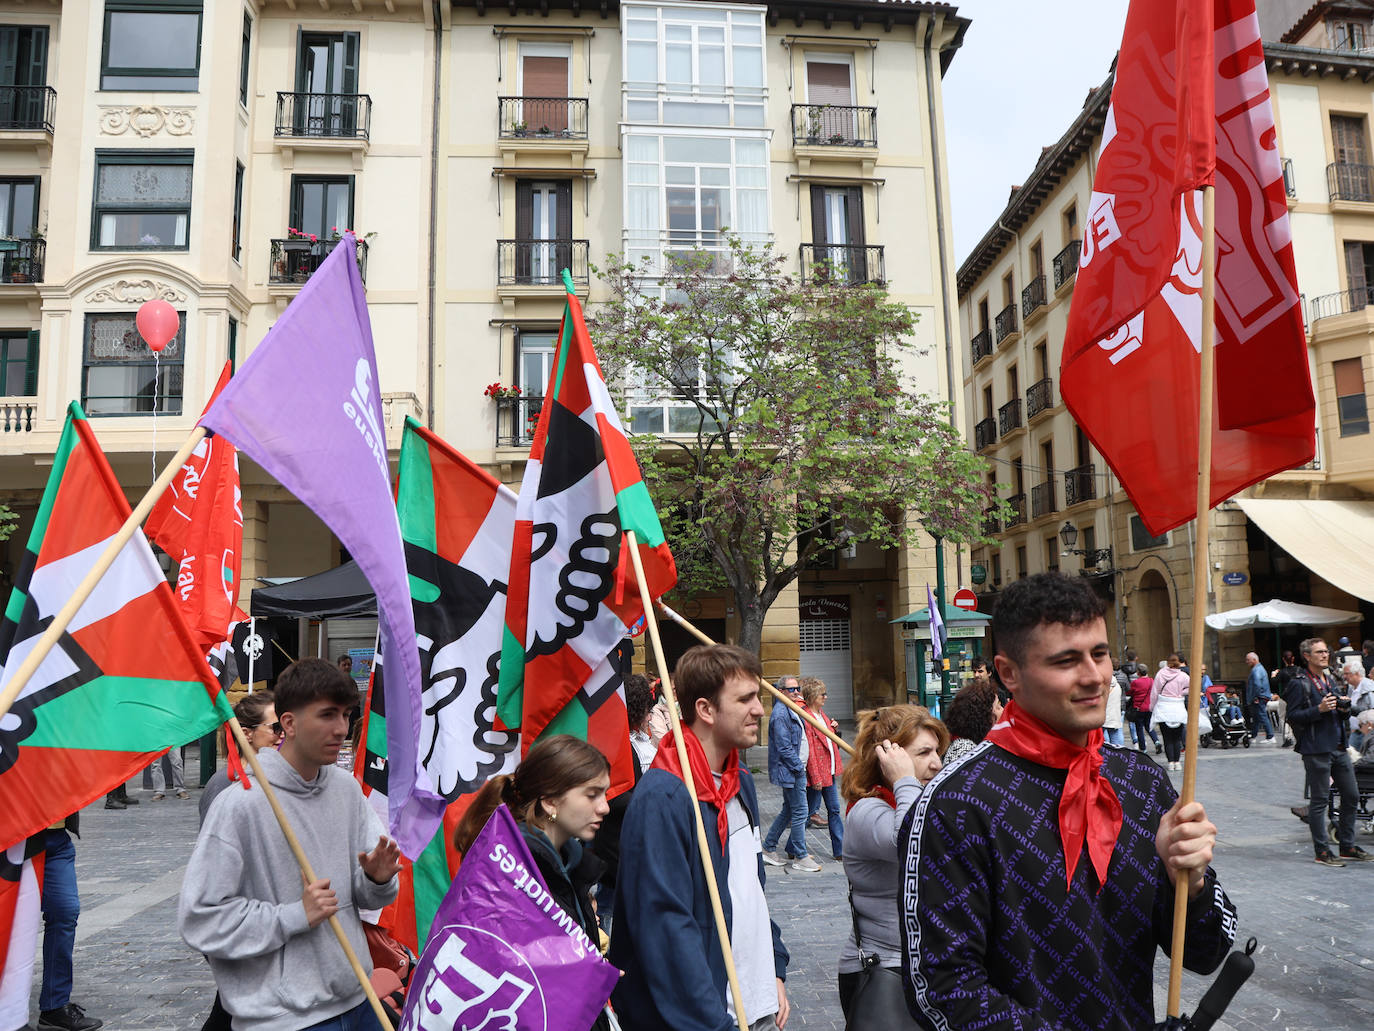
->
1168;184;1217;1019
227;715;394;1029
658;601;856;758
625;532;751;1031
0;426;208;724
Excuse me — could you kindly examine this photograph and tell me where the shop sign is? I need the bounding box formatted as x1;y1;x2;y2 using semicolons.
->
800;595;850;620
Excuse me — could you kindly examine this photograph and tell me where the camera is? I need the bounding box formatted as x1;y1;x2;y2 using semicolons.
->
1334;694;1352;714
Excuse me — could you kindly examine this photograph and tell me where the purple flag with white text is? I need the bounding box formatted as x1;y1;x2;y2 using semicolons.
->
399;804;618;1031
927;584;946;662
198;236;443;858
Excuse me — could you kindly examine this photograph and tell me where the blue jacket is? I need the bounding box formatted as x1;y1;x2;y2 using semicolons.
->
609;765;789;1031
1245;663;1271;705
766;701;806;788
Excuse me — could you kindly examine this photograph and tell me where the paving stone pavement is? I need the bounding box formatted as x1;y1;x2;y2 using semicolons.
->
27;740;1374;1030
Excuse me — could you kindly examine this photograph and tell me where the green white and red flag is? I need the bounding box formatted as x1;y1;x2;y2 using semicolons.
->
0;836;44;1031
496;271;675;796
0;404;233;849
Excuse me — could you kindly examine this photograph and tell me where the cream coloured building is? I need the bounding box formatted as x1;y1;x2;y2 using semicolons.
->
959;1;1374;683
0;0;972;715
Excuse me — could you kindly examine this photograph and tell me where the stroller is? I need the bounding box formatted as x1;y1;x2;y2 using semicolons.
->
1206;692;1251;749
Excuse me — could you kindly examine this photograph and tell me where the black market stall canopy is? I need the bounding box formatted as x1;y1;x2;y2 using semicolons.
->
250;560;376;619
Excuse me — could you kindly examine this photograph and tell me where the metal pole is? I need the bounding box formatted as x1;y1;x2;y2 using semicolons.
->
935;535;950;702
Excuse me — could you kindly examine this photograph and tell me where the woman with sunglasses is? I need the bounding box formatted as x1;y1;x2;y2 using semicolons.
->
198;691;281;827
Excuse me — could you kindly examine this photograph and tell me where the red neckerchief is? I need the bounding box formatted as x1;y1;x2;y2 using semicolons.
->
650;730;740;849
985;699;1123;892
845;784;896;816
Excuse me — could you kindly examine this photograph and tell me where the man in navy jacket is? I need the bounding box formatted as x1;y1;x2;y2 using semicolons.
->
610;645;790;1031
760;676;818;872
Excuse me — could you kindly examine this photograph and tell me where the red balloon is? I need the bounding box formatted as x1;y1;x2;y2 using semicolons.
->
136;299;179;353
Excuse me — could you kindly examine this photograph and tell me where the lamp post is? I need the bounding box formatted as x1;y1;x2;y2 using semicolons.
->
1058;520;1114;568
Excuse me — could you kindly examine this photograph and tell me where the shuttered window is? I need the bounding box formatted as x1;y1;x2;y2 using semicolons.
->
0;329;37;396
1334;357;1369;436
806;60;852;105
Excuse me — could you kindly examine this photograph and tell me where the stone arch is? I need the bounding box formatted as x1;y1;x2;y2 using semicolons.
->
1130;567;1175;670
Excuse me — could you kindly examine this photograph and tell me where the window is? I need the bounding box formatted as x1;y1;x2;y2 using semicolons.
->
231;162;244;262
0;177;37;237
295;32;360;138
101;3;202;91
0;330;37;396
1029;241;1043;279
1129;514;1168;551
239;12;251;107
1331;114;1368;165
1334;357;1369;436
1063;203;1078;246
1016;545;1027;580
808;185;869;283
515;180;572;283
513;328;555;442
1045;535;1059;574
82;312;184;415
991;553;1002;587
1344;240;1374;307
1002;270;1015;305
0;25;49;128
982;384;993;419
289;176;353;239
92;151;193;250
977;297;988;332
1034;341;1048;381
1332;20;1369;50
227;317;237;372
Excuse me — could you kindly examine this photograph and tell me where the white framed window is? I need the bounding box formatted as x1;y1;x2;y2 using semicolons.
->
803;52;854;106
517;42;571;97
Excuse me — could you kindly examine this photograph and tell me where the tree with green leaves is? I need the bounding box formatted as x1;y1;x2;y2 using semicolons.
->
0;503;17;544
587;237;998;656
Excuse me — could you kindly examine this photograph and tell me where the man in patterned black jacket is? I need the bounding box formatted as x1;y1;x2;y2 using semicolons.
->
899;573;1236;1030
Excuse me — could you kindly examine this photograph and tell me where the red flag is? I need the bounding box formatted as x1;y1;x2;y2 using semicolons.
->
1061;0;1315;537
145;361;247;651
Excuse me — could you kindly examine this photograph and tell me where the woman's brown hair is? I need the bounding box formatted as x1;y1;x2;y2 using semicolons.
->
452;735;610;854
840;705;950;806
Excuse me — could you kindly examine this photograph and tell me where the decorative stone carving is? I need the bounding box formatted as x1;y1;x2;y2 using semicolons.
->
84;279;187;304
98;106;195;139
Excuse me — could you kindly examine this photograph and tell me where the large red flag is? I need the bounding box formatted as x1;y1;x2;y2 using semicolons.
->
1061;0;1315;537
145;361;247;652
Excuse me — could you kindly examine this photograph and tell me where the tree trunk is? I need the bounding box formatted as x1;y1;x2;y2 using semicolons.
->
736;591;768;659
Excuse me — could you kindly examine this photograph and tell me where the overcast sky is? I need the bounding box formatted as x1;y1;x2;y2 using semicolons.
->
943;0;1131;265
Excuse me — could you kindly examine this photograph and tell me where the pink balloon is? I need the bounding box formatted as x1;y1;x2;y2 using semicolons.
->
136;299;179;353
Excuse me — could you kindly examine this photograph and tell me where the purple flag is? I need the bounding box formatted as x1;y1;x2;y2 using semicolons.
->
400;805;619;1031
198;236;443;857
927;584;946;663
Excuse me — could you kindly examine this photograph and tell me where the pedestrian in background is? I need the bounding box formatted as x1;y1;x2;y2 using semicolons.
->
800;677;843;862
1150;654;1190;772
941;678;1003;765
1243;652;1276;743
761;674;820;872
1128;664;1161;755
35;815;102;1031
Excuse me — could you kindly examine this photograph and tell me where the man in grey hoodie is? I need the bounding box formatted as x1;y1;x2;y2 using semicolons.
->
179;658;401;1031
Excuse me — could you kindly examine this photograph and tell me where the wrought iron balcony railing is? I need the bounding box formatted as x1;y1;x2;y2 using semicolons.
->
982;507;1001;536
1005;493;1027;527
1064;463;1097;506
498;97;589;139
799;244;885;286
994;302;1018;343
974;416;997;451
1;398;35;433
1021;274;1047;319
1031;480;1057;519
275;92;372;140
1053;239;1081;289
998;397;1022;437
1328;161;1374;202
790;104;878;147
1308;286;1374;322
497;239;590;287
971;328;993;366
269;237;368;285
1026;376;1054;419
0;85;55;132
0;238;44;283
495;394;544;448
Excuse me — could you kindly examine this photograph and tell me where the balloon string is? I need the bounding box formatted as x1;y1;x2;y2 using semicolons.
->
151;349;159;484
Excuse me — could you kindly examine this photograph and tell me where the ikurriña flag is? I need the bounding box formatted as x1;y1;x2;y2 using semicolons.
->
0;404;233;849
0;836;44;1031
198;234;440;859
145;360;247;654
496;272;676;797
1060;0;1315;537
359;417;520;950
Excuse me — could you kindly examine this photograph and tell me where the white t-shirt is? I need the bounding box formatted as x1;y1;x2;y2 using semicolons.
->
719;777;778;1024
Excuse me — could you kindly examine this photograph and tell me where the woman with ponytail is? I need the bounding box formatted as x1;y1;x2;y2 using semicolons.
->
453;735;614;1031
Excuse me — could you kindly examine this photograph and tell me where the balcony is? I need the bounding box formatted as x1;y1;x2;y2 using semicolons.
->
1307;286;1374;324
497;240;590;289
994;302;1018;345
0;238;44;284
1026;376;1054;420
495;394;544;448
1031;480;1057;519
275;92;371;140
1064;463;1097;506
1282;157;1296;199
790;104;877;147
498;97;589;140
381;392;423;450
1005;493;1027;528
982;507;1000;536
970;328;992;366
1;397;35;433
998;397;1022;437
974;416;997;451
0;85;55;134
1021;274;1047;322
1053;239;1081;291
799;244;885;286
1327;162;1374;203
268;237;368;287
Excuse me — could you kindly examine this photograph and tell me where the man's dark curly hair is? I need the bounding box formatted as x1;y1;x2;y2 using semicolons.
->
992;573;1106;665
943;678;999;743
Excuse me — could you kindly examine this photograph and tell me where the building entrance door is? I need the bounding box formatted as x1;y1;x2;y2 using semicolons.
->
800;596;853;720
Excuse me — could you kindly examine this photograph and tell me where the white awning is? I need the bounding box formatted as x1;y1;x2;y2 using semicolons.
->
1205;599;1362;631
1235;498;1374;605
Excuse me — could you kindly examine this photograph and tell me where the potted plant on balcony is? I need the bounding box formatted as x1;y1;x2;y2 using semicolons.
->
512;120;528;137
806;107;823;144
483;382;522;400
536;124;553;137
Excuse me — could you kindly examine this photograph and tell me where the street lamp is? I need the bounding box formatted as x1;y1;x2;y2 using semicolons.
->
1059;520;1114;568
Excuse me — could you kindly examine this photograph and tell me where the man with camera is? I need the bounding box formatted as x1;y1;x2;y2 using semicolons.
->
1285;638;1371;866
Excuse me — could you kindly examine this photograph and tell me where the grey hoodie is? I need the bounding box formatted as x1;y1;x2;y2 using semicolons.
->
178;749;398;1031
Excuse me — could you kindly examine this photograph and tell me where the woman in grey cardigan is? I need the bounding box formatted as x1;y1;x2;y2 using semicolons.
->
837;705;949;1018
